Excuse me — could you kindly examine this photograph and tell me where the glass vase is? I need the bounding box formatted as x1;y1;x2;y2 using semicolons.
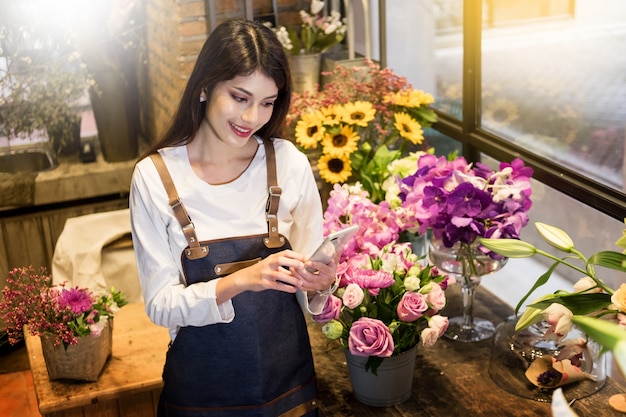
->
428;236;507;342
489;316;606;402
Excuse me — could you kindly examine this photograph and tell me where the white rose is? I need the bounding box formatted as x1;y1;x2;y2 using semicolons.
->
404;275;421;292
342;283;364;309
420;327;439;348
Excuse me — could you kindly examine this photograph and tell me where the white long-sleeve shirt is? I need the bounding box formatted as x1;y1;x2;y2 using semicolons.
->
130;137;326;341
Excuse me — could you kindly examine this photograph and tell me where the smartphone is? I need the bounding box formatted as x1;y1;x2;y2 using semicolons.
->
306;225;359;272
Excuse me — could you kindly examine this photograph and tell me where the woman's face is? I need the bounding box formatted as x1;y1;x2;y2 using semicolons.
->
203;70;278;148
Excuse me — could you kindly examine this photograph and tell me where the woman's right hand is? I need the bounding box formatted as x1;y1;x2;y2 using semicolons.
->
215;250;306;304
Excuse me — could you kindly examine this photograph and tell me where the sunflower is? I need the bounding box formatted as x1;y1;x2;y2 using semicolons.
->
386;90;434;108
320;104;342;126
318;152;352;184
483;98;518;128
393;112;424;144
338;101;376;127
294;110;325;149
321;125;359;157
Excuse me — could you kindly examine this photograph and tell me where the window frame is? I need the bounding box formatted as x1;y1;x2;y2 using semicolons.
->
431;0;625;221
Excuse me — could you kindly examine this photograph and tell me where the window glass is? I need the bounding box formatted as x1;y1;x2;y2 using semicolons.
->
480;153;624;288
481;0;625;192
424;128;462;160
433;0;464;120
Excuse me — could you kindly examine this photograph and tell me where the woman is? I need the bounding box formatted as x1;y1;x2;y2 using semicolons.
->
130;19;337;416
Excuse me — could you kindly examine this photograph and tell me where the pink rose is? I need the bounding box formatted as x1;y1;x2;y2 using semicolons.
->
396;292;428;322
348;317;394;358
428;315;449;337
421;315;448;347
312;295;342;323
342;283;364;309
425;284;446;312
420;327;439;348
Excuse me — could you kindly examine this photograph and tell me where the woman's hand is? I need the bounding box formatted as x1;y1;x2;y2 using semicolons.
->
292;259;338;294
216;250;307;303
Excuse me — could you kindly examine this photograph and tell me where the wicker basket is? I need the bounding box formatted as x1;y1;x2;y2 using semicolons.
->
40;320;113;381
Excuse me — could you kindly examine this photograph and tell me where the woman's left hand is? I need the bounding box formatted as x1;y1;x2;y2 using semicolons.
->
291;260;337;293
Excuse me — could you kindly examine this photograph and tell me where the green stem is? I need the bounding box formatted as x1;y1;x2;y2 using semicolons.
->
535;249;614;294
459;242;479;283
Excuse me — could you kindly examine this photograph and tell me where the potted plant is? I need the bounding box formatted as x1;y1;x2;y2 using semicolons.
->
311;183;450;406
0;266;127;381
266;0;347;93
287;60;438;203
0;2;90;157
74;0;143;163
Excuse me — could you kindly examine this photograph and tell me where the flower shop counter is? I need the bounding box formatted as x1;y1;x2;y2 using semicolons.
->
308;284;626;416
25;290;626;416
25;303;169;417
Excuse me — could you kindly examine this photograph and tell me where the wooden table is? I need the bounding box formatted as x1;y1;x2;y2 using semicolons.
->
309;284;626;417
26;303;170;417
27;290;626;417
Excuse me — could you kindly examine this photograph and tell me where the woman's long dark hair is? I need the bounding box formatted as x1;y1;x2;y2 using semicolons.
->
145;19;292;156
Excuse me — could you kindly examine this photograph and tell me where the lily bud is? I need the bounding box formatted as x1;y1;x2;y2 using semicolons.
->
535;222;575;252
479;238;536;258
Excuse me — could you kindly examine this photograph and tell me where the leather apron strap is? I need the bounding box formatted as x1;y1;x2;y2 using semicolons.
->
149;138;285;258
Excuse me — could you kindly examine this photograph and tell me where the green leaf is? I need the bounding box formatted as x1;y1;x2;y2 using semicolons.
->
286;27;302;54
572;316;625;351
514;261;560;315
515;305;546;331
365;355;384;375
528;292;612;315
588;251;626;273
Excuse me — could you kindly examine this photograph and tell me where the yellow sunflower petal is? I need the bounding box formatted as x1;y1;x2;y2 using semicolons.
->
321;125;359;157
320;105;342;126
338;101;376;127
385;90;435;107
394;112;424;145
294;111;325;149
318;153;352;184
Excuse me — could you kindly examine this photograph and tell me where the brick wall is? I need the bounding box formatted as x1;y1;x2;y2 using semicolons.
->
140;0;307;143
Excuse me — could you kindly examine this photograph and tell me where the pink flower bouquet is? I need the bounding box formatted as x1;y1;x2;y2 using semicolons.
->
313;241;449;374
0;266;127;347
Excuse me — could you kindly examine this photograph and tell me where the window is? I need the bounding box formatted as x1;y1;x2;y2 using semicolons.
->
432;0;625;220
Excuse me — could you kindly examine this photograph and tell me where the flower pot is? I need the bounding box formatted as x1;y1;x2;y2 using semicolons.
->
40;320;113;382
289;53;322;94
489;316;606;402
344;346;417;407
47;114;82;157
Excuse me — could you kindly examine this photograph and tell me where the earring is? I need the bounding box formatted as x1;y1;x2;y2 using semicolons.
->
199;96;206;103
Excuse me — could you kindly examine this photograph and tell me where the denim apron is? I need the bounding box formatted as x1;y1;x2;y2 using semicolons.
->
150;139;318;417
